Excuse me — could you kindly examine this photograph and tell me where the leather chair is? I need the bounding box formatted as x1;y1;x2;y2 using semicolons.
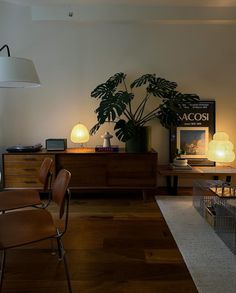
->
0;169;72;292
0;157;53;213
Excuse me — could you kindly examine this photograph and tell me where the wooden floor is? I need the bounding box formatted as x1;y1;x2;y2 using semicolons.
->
1;190;197;293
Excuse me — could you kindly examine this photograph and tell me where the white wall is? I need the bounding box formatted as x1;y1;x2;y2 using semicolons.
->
0;1;236;167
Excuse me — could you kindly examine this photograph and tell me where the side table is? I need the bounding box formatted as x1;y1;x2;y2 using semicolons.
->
157;165;236;195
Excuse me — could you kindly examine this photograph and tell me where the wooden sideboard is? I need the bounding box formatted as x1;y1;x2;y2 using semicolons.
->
2;153;55;188
2;148;158;198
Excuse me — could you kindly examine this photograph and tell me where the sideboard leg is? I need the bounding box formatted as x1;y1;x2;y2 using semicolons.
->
166;176;172;194
142;189;156;201
166;175;179;195
173;176;178;195
142;190;147;201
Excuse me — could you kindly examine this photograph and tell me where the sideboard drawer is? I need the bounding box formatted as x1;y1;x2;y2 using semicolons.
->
4;176;41;188
107;154;156;187
3;154;55;188
57;155;107;187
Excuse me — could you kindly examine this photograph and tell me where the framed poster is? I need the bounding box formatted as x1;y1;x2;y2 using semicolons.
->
170;100;215;166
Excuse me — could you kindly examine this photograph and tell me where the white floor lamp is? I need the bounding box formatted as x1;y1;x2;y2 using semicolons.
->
0;44;40;88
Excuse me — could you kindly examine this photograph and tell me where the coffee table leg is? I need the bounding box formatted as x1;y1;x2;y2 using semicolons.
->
213;175;231;183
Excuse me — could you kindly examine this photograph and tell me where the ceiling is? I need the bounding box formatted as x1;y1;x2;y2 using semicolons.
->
1;0;236;7
2;0;236;23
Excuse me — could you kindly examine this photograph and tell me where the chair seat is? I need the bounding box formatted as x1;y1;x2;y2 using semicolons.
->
0;209;57;249
0;190;41;212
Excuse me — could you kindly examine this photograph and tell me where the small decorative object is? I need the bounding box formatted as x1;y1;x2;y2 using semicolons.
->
89;72;200;152
170;149;191;169
102;131;113;147
172;148;188;166
207;132;235;164
173;157;188;167
171;159;191;170
70;123;90;147
95;131;119;152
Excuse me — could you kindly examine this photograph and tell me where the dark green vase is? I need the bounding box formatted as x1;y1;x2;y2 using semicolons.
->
125;126;151;153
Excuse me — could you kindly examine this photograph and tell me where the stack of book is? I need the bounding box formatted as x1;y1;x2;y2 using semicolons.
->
95;145;119;152
169;163;192;170
169;157;192;170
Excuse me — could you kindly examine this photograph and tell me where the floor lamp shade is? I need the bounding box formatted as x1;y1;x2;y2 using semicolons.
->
0;56;40;88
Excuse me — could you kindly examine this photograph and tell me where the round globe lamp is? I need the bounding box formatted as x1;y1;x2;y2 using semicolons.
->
70;123;89;147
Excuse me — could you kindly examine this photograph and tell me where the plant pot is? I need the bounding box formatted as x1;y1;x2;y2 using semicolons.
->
125;126;151;153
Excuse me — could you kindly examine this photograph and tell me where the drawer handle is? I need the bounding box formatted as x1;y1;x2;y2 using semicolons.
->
23;168;37;172
24;181;37;184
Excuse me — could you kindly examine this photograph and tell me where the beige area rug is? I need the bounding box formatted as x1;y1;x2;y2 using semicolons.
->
156;196;236;293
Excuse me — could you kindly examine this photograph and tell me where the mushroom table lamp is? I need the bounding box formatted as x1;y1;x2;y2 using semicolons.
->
70;123;90;147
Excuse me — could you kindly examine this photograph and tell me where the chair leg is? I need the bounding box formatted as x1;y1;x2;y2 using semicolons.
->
0;250;6;293
56;237;63;260
56;238;72;293
50;238;57;256
62;251;73;293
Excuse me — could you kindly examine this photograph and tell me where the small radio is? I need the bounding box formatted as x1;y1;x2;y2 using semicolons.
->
46;139;67;151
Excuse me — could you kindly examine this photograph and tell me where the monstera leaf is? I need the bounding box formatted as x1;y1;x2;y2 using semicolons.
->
106;72;126;88
90;122;101;136
91;72;126;100
114;119;138;142
130;74;156;88
131;74;178;98
156;91;200;128
148;77;177;97
95;91;134;123
156;105;182;128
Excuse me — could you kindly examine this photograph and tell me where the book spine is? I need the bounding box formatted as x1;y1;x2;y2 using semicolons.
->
95;146;119;152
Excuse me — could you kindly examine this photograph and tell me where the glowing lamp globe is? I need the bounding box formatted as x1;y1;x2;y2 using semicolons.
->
70;123;89;144
207;132;235;163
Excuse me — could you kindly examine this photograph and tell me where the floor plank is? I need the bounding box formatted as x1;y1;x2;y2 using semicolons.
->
1;193;198;292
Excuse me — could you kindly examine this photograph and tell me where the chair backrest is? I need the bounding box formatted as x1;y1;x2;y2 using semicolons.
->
52;169;71;220
38;157;53;191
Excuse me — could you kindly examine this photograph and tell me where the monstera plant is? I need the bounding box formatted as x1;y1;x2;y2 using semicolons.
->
90;72;200;144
